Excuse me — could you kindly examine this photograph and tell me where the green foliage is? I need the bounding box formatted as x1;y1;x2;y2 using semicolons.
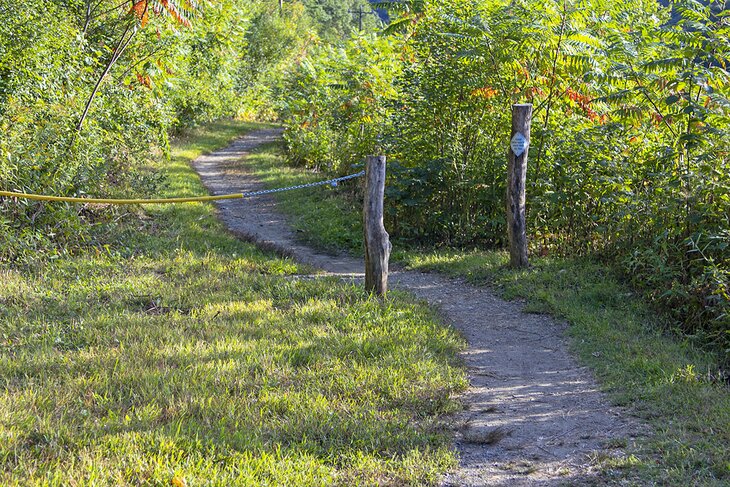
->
303;0;381;39
279;34;402;173
236;2;315;121
0;0;170;262
281;0;730;363
0;0;352;261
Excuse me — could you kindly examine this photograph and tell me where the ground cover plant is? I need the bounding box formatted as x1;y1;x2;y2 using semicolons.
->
245;137;730;485
0;121;468;486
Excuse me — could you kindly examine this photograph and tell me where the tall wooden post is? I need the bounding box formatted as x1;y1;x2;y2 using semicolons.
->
364;155;391;296
507;104;532;268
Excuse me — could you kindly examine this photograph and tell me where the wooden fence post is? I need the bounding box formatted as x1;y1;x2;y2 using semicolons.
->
364;155;391;296
507;104;533;268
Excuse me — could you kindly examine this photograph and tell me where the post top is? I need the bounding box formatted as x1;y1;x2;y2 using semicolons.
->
513;103;533;108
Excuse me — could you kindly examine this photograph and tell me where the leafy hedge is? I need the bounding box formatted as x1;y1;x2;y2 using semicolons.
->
279;0;730;362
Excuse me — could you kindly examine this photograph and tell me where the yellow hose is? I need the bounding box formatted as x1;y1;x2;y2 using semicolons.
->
0;190;244;205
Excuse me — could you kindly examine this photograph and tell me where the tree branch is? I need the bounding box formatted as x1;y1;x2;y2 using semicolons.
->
534;0;568;178
76;20;137;132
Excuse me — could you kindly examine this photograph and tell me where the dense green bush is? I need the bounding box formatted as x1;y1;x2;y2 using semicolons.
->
279;34;402;173
0;1;170;261
0;0;367;261
280;0;730;360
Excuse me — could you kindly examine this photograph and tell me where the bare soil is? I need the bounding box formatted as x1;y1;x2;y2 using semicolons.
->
193;128;642;486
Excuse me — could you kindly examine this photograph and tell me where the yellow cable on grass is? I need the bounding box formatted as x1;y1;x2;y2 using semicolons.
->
0;190;244;205
0;171;366;205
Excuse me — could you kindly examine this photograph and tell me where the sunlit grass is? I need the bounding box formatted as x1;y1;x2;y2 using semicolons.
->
0;120;467;486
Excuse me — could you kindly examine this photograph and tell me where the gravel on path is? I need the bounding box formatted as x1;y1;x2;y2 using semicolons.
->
193;128;640;486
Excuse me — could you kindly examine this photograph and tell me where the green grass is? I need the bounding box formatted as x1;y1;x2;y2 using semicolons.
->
245;141;730;485
245;143;365;254
0;120;468;486
402;250;730;484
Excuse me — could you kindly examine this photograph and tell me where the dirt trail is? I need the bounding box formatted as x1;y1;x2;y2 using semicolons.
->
193;128;639;486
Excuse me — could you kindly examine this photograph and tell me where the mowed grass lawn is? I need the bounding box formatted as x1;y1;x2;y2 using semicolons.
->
0;121;467;486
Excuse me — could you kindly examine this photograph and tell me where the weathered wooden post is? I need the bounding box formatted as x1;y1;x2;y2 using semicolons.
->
364;155;391;296
507;104;532;268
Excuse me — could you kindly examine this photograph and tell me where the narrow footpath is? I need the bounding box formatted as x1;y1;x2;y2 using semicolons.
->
193;128;640;486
